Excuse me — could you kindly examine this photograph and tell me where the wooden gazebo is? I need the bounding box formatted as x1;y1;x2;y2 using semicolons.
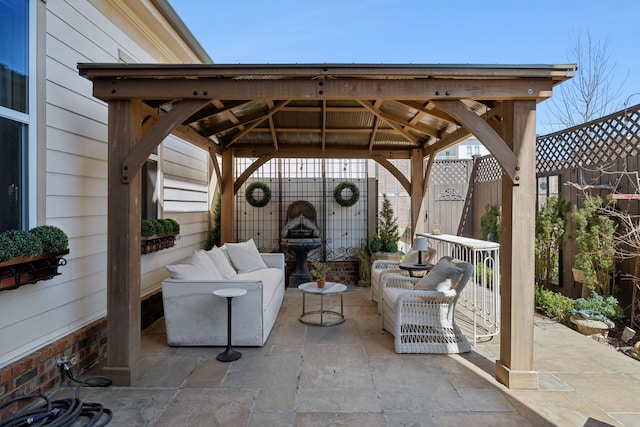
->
78;63;575;389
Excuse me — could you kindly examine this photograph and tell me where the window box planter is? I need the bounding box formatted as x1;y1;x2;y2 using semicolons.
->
141;233;178;254
0;249;69;291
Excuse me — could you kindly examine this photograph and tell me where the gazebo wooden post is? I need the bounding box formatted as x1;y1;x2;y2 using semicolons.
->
220;150;235;244
104;99;143;385
410;149;425;236
495;100;539;389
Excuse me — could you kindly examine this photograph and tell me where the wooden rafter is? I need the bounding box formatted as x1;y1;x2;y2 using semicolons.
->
356;100;419;145
226;100;290;147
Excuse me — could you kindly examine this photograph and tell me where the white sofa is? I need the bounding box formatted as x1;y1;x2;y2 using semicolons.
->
161;240;285;346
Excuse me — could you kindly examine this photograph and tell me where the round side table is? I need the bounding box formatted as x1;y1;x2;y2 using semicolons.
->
213;288;247;362
298;282;347;326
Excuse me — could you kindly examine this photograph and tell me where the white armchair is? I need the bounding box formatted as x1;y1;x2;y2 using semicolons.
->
370;248;436;308
380;256;473;354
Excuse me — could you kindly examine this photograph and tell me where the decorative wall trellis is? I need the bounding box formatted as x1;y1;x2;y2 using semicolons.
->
426;159;472;236
235;158;368;262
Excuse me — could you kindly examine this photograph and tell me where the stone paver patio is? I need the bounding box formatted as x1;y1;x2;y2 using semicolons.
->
54;287;640;426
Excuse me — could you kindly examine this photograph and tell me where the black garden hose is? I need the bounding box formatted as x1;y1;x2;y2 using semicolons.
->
0;363;113;426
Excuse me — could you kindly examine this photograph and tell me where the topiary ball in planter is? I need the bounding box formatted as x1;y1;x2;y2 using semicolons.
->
382;239;398;253
141;219;158;237
151;219;166;234
369;235;383;253
29;225;69;253
158;219;173;234
0;233;17;262
165;218;180;234
4;230;43;257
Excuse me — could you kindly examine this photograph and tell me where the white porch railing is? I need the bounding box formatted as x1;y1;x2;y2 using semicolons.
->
420;233;500;345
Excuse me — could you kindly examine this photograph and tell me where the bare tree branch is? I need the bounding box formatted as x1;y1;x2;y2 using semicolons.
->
545;30;625;132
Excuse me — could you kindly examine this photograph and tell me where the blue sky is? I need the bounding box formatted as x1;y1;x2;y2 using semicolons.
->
168;0;640;133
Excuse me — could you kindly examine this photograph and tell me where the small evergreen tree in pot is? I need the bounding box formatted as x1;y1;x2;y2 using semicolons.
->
373;194;400;253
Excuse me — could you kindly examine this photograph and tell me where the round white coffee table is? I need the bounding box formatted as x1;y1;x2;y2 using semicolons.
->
298;281;347;326
213;288;247;362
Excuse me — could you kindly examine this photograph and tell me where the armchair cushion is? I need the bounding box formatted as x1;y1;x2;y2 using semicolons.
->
414;257;463;292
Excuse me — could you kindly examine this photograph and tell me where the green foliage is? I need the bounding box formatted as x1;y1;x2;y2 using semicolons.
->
372;194;400;252
158;219;173;233
535;196;570;287
141;219;158;237
474;260;495;284
29;225;69;253
572;196;617;295
310;261;331;280
357;241;371;285
534;284;574;323
480;204;500;241
165;218;180;234
369;235;382;253
151;219;167;235
245;181;271;207
206;193;222;250
333;181;360;207
0;233;17;262
3;230;43;257
573;291;623;321
142;218;179;236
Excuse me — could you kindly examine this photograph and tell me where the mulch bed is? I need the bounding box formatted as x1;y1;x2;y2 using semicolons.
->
602;322;640;360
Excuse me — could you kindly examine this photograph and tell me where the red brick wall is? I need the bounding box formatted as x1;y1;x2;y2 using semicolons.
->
326;261;359;285
286;260;360;286
0;318;107;418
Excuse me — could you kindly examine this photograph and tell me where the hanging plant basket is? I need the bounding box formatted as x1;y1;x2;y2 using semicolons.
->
0;249;69;291
333;181;360;207
245;181;272;207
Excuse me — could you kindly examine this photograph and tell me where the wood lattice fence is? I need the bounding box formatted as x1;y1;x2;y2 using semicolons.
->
460;104;640;327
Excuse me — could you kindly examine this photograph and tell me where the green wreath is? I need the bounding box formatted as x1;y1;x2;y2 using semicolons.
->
245;181;271;207
333;181;360;207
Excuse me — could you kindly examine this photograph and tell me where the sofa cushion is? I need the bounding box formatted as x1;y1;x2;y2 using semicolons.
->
236;267;284;308
225;239;268;273
205;246;237;279
167;250;222;280
414;257;463;292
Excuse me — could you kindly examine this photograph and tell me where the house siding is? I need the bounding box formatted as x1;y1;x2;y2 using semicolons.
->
0;0;210;401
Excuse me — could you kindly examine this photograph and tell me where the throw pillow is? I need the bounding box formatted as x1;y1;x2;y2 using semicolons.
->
166;263;211;280
225;238;268;273
191;249;223;280
414;258;463;292
205;246;237;279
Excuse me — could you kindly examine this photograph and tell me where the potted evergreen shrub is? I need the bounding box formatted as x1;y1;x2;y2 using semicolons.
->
370;194;402;261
